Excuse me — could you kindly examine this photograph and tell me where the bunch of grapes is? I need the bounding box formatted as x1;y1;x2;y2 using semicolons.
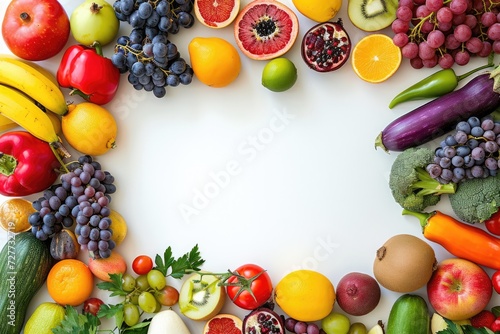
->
111;0;195;98
284;317;323;334
29;155;117;259
426;115;500;183
392;0;500;69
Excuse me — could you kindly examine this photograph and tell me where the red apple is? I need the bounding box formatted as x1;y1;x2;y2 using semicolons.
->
427;258;492;321
2;0;70;60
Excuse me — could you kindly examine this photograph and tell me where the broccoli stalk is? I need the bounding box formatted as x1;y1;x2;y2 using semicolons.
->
412;167;456;196
389;147;456;212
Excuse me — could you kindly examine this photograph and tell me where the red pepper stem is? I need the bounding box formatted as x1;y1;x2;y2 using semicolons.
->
456;62;494;82
0;152;17;177
69;88;90;100
91;41;103;56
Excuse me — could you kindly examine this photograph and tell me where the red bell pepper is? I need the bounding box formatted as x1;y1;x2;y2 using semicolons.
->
0;131;61;196
57;42;120;105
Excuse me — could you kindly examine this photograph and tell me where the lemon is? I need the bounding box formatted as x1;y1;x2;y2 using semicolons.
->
109;210;127;246
62;102;117;156
292;0;342;22
262;57;298;92
188;37;241;88
0;198;35;233
274;269;336;322
24;302;66;334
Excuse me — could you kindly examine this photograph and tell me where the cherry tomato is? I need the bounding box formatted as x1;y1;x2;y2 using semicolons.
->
485;210;500;236
132;255;153;275
83;297;104;316
226;263;273;310
492;270;500;294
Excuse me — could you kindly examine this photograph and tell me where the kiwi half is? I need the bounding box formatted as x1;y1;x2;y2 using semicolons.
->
178;272;226;321
347;0;398;32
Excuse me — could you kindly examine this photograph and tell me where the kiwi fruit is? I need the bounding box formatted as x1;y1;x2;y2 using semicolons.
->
347;0;398;32
373;234;437;293
178;272;226;321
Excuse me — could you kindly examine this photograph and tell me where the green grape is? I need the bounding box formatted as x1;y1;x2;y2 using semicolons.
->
138;291;157;313
348;322;367;334
136;274;150;291
122;273;136;292
147;269;166;290
129;292;140;305
321;312;351;334
123;303;140;327
154;299;162;313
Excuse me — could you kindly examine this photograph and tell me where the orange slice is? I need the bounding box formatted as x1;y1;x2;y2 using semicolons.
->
194;0;240;28
351;34;402;83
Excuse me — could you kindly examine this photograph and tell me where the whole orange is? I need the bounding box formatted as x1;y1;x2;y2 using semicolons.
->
47;259;94;306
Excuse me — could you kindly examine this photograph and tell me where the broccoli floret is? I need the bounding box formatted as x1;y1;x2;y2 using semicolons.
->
449;174;500;223
389;147;457;212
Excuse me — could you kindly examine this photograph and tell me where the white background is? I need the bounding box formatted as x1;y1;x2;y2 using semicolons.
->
1;0;499;332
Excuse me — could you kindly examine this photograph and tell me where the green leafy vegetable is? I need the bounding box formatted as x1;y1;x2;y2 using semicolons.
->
96;273;128;297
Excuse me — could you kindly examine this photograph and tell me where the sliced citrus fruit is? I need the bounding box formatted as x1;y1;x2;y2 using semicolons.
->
203;314;243;334
234;0;299;60
194;0;240;28
351;34;402;83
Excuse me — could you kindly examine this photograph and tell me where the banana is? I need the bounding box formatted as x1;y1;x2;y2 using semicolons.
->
0;56;68;116
0;114;19;133
0;84;60;144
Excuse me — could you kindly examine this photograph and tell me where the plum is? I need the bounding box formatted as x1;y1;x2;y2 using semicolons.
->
335;272;381;316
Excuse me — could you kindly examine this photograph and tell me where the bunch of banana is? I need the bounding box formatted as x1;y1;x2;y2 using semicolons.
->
0;55;68;116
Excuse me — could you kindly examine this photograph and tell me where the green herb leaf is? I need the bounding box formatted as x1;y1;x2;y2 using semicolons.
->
98;303;124;330
96;273;128;297
154;244;205;279
122;319;151;333
52;305;99;334
436;319;495;334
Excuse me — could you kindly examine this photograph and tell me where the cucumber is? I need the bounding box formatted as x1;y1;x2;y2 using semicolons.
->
386;294;430;334
0;231;54;334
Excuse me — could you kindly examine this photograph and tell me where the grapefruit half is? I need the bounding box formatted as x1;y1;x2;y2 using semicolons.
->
194;0;240;28
234;0;299;60
203;314;243;334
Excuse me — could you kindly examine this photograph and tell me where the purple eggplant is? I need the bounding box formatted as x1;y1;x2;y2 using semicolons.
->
375;73;500;152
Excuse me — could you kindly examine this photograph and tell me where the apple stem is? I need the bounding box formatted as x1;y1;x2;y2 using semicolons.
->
90;2;103;14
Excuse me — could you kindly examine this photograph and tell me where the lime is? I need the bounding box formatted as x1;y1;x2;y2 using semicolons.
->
262;57;298;92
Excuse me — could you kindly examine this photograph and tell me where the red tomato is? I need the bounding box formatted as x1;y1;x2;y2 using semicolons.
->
485;211;500;236
492;270;500;294
226;264;273;310
132;255;153;275
83;297;104;316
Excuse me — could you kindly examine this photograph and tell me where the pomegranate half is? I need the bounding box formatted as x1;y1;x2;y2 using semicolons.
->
301;19;352;72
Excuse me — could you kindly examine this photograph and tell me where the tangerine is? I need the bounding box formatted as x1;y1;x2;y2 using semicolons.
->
47;259;94;306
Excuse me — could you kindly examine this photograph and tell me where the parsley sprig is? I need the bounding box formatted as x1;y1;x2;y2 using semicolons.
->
153;244;205;278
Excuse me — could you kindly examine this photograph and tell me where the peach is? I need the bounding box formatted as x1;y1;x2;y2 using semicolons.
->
427;258;492;320
88;251;127;282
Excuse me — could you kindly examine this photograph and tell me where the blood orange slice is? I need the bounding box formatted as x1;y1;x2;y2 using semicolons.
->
203;314;243;334
234;0;299;60
194;0;240;28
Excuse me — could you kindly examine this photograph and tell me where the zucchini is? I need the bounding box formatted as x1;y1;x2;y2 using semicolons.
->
386;294;430;334
0;231;54;334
